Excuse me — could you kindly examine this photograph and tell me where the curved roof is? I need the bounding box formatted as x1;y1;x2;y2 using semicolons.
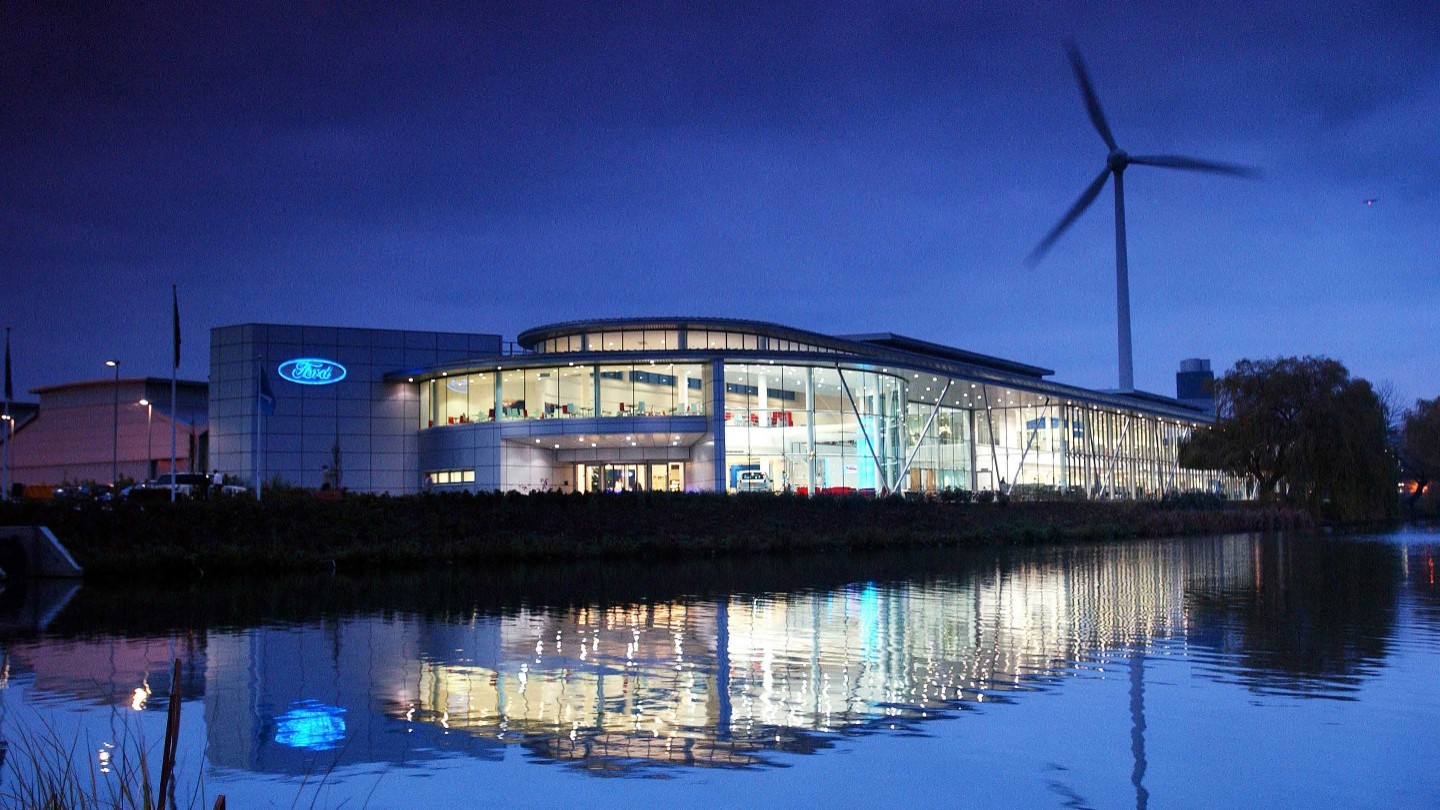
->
393;316;1209;422
516;317;852;352
517;317;1052;378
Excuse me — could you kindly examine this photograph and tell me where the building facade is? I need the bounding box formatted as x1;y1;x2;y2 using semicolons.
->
7;378;207;487
406;318;1232;497
208;324;502;493
211;318;1233;498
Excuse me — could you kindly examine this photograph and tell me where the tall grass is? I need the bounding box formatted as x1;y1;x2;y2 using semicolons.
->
0;660;225;810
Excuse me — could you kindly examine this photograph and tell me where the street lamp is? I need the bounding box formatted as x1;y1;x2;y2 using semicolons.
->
105;359;119;486
1;413;11;502
138;398;152;480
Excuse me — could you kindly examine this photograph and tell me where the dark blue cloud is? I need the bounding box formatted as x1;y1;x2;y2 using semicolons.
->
1;1;1437;402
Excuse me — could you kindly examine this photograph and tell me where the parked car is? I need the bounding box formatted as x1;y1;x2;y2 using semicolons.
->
53;484;113;502
735;470;771;493
137;473;213;500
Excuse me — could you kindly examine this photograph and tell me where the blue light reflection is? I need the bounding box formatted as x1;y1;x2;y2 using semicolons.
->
273;700;347;751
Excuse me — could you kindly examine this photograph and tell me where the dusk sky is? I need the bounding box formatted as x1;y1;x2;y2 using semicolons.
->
3;2;1437;403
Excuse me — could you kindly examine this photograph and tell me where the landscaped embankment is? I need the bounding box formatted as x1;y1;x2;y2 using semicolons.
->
0;492;1314;581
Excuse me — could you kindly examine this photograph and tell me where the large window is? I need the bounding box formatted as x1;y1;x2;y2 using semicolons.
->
556;365;592;418
418;374;499;428
723;363;905;494
422;363;707;424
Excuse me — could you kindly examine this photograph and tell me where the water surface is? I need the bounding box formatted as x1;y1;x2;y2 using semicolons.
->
2;529;1437;808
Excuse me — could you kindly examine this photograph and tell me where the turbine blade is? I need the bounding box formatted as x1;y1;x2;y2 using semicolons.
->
1026;166;1112;266
1128;154;1261;178
1066;44;1118;152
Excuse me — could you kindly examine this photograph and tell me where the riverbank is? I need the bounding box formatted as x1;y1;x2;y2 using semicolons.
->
0;491;1315;581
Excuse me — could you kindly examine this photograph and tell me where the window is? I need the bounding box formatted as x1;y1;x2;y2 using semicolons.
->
426;469;476;487
598;364;634;416
468;372;496;421
499;369;527;419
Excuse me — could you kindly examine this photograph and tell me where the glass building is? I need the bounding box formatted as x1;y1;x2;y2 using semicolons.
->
396;318;1235;498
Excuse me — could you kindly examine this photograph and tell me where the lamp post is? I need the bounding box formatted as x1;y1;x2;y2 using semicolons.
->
105;359;119;486
138;398;153;480
1;413;11;502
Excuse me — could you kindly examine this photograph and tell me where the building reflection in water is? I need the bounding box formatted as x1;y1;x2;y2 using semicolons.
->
0;532;1417;778
367;537;1262;771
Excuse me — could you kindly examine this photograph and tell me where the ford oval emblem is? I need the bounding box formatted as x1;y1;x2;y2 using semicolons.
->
278;358;348;386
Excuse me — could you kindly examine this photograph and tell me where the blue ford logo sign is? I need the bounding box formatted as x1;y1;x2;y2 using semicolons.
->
278;358;347;385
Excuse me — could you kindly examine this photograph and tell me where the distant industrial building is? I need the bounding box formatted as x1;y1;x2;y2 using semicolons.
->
1176;359;1217;415
6;377;207;487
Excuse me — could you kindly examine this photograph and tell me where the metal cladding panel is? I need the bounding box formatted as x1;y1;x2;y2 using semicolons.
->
209;324;500;494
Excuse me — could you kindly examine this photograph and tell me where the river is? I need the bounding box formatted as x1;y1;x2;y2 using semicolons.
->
1;528;1437;808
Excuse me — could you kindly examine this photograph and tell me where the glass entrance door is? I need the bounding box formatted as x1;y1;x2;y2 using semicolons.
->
576;463;685;493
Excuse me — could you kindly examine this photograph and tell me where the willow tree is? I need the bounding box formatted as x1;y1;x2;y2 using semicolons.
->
1180;357;1396;522
1401;397;1440;510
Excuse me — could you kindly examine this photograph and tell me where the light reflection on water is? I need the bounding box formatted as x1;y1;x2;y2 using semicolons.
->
1;530;1438;805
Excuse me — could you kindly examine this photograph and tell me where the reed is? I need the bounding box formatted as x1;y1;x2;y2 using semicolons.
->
0;659;226;810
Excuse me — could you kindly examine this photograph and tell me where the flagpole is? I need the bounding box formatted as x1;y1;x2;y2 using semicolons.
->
171;285;179;503
255;356;263;503
3;326;11;503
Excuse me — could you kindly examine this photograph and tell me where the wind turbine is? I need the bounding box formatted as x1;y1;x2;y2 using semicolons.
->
1027;45;1258;392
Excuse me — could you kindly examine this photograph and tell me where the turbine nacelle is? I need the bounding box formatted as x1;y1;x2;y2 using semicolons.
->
1107;149;1129;173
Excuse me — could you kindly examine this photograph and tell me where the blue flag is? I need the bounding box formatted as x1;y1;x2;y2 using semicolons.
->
259;364;277;415
172;285;181;369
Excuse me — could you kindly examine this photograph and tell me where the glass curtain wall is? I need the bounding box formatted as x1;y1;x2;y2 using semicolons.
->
419;364;705;427
905;405;973;494
724;364;906;494
971;393;1067;497
414;362;1231;499
966;394;1234;500
598;363;705;417
418;373;499;428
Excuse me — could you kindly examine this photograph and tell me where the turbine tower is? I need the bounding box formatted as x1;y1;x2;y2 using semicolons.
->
1027;45;1258;392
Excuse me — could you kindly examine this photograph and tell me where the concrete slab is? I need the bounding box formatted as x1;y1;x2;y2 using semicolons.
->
0;526;85;578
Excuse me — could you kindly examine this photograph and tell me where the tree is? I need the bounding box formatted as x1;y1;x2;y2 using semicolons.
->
1400;397;1440;510
1180;356;1396;522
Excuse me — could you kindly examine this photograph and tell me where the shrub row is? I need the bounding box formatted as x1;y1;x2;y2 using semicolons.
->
0;491;1314;581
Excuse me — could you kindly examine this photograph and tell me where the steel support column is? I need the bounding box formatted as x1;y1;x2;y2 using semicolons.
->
1006;396;1051;496
895;378;952;491
837;366;889;492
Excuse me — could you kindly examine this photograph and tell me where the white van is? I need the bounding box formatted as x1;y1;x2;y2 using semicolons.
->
736;470;770;493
